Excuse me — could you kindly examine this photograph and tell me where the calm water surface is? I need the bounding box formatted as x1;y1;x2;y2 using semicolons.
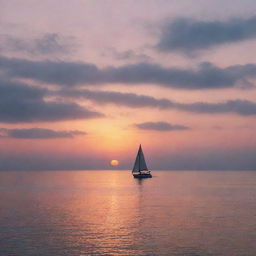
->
0;170;255;256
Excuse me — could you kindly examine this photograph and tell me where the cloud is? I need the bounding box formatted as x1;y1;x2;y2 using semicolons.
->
0;33;74;56
176;99;256;116
58;88;256;116
34;33;74;55
1;56;256;89
108;48;151;61
135;122;190;131
157;16;256;53
0;78;103;123
0;56;99;86
0;128;86;139
57;88;174;108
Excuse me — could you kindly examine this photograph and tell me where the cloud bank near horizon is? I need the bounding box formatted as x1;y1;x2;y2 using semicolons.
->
0;147;255;171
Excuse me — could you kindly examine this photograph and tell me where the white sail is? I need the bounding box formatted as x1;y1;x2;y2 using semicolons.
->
132;145;148;172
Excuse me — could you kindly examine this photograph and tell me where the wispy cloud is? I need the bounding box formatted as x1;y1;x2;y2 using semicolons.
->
135;122;190;131
0;128;86;139
157;16;256;54
0;33;74;56
58;88;256;116
57;88;174;108
107;48;151;61
1;56;256;89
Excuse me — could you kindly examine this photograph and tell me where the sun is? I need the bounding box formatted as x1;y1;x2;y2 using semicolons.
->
110;160;119;166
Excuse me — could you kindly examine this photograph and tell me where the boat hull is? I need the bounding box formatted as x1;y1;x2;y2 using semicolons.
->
133;173;152;178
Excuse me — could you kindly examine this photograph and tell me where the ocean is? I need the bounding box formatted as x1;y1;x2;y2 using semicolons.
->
0;170;255;256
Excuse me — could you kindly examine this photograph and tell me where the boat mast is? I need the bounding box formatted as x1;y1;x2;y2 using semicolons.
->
139;144;141;174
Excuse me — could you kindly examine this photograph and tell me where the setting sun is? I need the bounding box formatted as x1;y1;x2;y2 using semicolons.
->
110;160;119;166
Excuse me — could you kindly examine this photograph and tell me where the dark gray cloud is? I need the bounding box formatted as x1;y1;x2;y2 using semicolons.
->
0;128;86;139
0;78;103;123
58;88;256;116
0;56;99;86
177;99;256;116
135;122;190;131
0;33;74;55
157;16;256;53
1;56;256;89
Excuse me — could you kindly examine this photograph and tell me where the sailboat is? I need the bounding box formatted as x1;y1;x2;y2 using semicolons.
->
132;145;152;178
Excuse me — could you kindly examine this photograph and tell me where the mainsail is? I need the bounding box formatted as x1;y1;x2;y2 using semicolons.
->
132;145;148;173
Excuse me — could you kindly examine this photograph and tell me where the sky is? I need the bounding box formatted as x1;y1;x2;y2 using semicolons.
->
0;0;256;170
